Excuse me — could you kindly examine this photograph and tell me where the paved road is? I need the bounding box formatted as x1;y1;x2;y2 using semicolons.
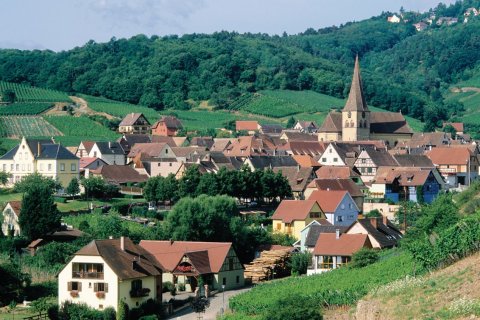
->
167;287;251;320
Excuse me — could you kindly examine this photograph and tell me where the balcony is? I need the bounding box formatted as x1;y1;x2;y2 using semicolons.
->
438;168;457;174
130;288;150;298
72;271;104;279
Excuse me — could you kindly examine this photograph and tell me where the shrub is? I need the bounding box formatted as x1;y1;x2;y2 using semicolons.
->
162;282;175;293
59;301;104;320
269;294;323;320
290;251;312;276
350;248;379;269
178;283;186;292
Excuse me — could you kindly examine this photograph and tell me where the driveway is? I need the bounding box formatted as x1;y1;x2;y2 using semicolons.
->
166;287;251;320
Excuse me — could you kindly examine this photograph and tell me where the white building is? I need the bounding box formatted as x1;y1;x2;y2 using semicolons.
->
1;201;21;236
58;237;162;312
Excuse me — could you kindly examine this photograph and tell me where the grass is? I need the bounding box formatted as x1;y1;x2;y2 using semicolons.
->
227;249;416;319
0;138;20;155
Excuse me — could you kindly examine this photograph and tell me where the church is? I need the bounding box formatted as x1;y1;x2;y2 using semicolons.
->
318;57;413;146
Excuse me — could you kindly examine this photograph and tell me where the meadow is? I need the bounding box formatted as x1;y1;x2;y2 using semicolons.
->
0;81;70;103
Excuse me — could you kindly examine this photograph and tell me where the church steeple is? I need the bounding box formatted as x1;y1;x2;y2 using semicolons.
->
343;55;368;112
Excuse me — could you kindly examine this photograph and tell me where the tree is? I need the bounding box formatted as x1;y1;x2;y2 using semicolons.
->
365;209;382;218
286;116;296;129
0;261;31;307
1;89;15;103
19;182;61;241
0;171;9;186
14;172;60;193
350;248;379;268
290;251;312;276
66;177;80;199
81;176;107;199
177;165;201;198
442;124;457;136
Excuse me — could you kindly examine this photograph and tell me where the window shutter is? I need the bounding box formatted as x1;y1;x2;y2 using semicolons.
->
104;283;108;293
78;282;82;292
67;282;72;291
94;283;98;292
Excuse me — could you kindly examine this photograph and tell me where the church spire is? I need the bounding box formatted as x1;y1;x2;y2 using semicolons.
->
343;55;368;112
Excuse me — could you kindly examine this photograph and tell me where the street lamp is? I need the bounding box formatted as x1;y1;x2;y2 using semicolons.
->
222;284;226;314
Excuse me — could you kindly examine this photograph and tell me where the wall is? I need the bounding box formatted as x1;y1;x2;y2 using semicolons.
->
363;202;400;220
317;132;341;142
346;223;382;248
332;195;358;227
118;276;156;310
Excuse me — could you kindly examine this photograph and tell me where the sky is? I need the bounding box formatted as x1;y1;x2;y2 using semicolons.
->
1;0;457;52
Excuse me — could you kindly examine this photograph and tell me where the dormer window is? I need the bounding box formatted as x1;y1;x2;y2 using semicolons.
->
362;112;366;118
348;111;352;118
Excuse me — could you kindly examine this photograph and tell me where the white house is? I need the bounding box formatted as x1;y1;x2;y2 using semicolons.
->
1;201;21;236
307;190;359;227
318;143;348;166
88;142;126;165
58;237;162;312
387;15;401;23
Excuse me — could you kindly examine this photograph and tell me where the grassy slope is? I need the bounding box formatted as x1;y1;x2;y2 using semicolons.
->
347;252;480;320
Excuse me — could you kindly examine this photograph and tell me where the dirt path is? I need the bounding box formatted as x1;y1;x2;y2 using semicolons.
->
69;96;116;120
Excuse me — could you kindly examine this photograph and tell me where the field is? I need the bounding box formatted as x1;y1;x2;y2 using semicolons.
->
0;116;62;138
0;102;54;115
44;115;120;145
0;81;71;103
227;249;416;319
81;95;160;122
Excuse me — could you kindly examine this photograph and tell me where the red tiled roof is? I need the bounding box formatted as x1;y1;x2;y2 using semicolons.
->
426;147;471;165
307;190;349;213
139;241;233;273
93;165;148;184
443;122;464;132
79;157;100;169
292;155;321;168
236;121;259;131
271;200;322;223
313;233;371;256
315;166;359;179
119;113;147;127
128;143;167;159
6;201;22;217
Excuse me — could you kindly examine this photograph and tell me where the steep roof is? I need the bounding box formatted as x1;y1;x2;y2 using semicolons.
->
289;141;327;156
426;147;472;165
5;201;22;217
211;138;234;152
92;165;148;184
305;224;348;248
313;233;371;256
117;134;151;152
248;156;298;170
393;154;434;168
128;143;168;159
36;144;78;160
273;166;313;193
151;116;183;130
296;121;318;129
292;155;321;168
363;147;398;167
370;112;413;134
307;190;352;213
281;131;318;142
315;166;360;179
271;200;322;223
139;240;234;273
318;111;342;133
307;178;365;198
79;157;103;169
119;113;148;127
373;167;438;187
190;136;214;149
95;142;125;155
343;56;368;112
347;218;402;248
80;141;95;153
261;124;283;135
75;237;162;280
443;122;464;132
236;121;259;131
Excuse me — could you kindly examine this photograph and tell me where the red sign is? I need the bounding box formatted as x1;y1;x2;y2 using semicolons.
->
176;262;193;273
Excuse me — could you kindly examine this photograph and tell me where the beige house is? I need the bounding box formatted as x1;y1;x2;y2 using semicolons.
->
58;237;162;312
1;201;21;236
140;241;244;291
271;200;327;240
118;113;151;134
0;137;79;189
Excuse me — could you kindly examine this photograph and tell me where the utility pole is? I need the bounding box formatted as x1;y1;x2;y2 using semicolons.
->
403;186;408;232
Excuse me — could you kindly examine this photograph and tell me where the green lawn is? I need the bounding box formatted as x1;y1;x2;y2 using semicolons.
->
0;191;21;205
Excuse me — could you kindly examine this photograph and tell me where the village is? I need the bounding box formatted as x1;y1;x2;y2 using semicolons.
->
0;57;477;319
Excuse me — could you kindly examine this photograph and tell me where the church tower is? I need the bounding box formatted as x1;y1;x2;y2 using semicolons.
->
342;56;370;141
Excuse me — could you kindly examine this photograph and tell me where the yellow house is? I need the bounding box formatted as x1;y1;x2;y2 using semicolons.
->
58;237;162;312
271;200;328;240
0;137;79;189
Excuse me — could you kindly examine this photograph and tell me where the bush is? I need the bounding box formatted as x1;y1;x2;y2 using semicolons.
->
54;196;68;203
290;251;312;276
162;282;175;293
178;283;186;292
59;301;104;320
350;248;379;269
269;294;323;320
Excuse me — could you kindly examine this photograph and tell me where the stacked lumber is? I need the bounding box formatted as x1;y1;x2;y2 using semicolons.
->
244;248;292;283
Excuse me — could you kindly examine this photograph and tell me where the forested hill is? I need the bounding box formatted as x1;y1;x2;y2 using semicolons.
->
1;0;480;129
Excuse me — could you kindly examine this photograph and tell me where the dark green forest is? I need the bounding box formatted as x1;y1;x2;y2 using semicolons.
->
1;0;480;128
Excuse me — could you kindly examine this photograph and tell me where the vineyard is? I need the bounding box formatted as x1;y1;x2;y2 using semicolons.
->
44;115;120;141
81;95;160;122
0;116;63;138
0;102;54;115
227;250;415;319
0;81;71;103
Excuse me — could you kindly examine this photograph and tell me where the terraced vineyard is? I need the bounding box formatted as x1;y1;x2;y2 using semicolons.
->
0;102;54;115
81;95;160;122
44;115;120;142
0;116;63;138
0;81;71;103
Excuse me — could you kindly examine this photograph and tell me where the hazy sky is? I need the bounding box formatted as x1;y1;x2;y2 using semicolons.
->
1;0;456;51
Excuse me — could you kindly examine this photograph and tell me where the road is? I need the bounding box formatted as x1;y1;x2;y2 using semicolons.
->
166;287;251;320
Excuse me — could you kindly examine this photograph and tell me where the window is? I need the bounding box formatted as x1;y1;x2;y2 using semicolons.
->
349;203;353;209
60;163;65;171
362;112;366;119
276;223;281;230
94;282;108;292
10;164;13;171
367;167;372;173
341;204;345;209
229;258;234;271
71;164;76;171
93;151;97;157
21;164;25;171
131;279;142;291
67;281;82;291
348;111;351;118
16;164;19;171
40;164;44;171
48;164;52;171
322;158;327;162
236;276;240;284
361;159;366;164
310;212;320;218
2;164;5;171
348;215;354;220
165;149;168;154
329;148;332;153
169;163;172;167
333;157;338;162
222;278;226;286
72;263;104;279
337;216;344;222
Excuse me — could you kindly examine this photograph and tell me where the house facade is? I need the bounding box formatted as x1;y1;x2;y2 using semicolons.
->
271;200;327;240
345;217;403;249
118;113;150;134
1;201;21;236
88;142;126;165
426;147;479;187
58;237;162;312
307;190;359;227
354;147;398;183
151;116;183;136
0;137;79;188
140;241;244;291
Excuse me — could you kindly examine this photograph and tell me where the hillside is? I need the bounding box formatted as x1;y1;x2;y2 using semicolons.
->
343;252;480;319
1;1;480;133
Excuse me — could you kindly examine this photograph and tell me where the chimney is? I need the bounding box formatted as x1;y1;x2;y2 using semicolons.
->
370;218;378;229
37;142;41;157
335;229;340;239
132;257;138;271
120;236;125;251
383;216;388;226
